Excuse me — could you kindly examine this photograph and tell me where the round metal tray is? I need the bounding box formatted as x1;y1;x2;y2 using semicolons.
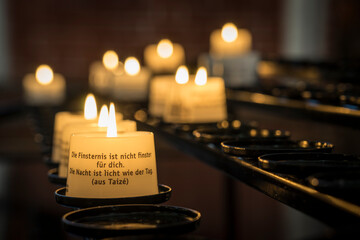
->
193;127;290;143
258;153;360;175
62;204;201;238
221;140;334;157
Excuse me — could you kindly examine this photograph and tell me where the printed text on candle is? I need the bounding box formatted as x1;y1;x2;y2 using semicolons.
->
69;151;154;186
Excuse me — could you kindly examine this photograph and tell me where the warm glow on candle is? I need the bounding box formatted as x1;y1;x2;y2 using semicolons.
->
35;65;54;85
107;103;117;137
175;66;189;84
98;105;109;127
84;94;98;120
221;23;238;43
195;67;207;86
156;39;173;58
124;57;141;76
102;50;119;70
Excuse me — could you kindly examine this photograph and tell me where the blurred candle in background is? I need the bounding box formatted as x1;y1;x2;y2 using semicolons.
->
198;22;260;89
164;67;227;123
89;50;123;95
144;39;185;74
210;22;252;57
22;64;66;106
111;56;151;102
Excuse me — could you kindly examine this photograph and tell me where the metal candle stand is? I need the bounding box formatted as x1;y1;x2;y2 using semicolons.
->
136;114;360;228
34;104;360;238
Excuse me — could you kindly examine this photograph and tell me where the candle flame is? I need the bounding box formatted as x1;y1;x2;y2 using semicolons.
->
221;22;238;43
195;67;207;86
98;105;109;127
175;65;189;84
124;57;141;76
84;93;98;120
35;65;54;85
107;103;117;137
156;39;173;58
102;50;119;70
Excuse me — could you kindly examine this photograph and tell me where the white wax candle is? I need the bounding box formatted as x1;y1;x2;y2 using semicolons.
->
111;57;151;101
52;112;85;164
51;94;104;163
148;75;174;117
59;120;137;177
164;67;227;123
66;131;158;199
144;39;185;74
89;50;123;95
210;23;252;57
23;65;66;106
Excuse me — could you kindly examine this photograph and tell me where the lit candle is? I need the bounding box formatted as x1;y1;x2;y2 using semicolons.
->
89;50;123;95
111;57;151;101
163;67;227;123
58;104;136;178
66;106;158;198
51;94;100;164
144;39;185;74
22;64;66;106
210;22;252;57
198;22;259;88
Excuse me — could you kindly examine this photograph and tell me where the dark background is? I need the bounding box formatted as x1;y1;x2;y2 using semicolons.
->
4;0;360;84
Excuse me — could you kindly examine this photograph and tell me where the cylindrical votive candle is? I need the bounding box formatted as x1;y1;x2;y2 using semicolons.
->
112;57;151;101
164;67;227;123
51;94;102;164
52;112;84;164
210;23;252;57
66;131;158;199
23;65;66;106
59;120;137;177
144;39;185;74
89;51;123;95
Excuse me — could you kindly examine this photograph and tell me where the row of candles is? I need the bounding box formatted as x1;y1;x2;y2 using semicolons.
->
23;22;258;107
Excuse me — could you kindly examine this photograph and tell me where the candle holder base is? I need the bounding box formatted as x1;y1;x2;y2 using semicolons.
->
55;184;172;208
62;204;201;239
258;153;360;176
221;140;334;158
48;168;66;186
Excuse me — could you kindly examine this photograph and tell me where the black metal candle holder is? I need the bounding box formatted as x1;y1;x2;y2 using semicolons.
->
62;204;201;239
221;140;334;157
193;127;291;144
258;153;360;176
55;184;172;209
